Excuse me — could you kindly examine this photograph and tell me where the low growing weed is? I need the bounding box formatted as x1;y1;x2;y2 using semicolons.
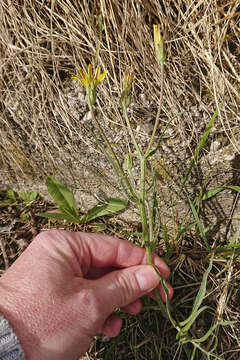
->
40;18;240;359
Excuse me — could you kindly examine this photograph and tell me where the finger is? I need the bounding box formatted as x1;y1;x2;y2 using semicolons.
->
90;264;161;316
34;230;169;280
123;299;142;315
76;232;170;278
101;314;122;338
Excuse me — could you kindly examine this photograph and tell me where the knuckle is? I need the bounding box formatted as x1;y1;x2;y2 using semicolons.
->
78;287;102;324
115;272;139;305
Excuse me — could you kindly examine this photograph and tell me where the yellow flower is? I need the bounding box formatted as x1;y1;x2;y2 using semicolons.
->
71;64;108;106
153;24;166;65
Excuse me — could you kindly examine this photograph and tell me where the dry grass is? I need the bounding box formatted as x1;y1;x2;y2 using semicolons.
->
0;0;239;183
1;0;240;359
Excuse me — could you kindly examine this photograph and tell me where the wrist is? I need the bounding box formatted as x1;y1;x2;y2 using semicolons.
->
0;281;37;360
0;315;25;359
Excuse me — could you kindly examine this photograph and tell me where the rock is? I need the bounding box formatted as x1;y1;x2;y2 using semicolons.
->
210;140;221;152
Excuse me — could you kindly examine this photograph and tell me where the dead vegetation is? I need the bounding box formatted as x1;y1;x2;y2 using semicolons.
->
1;0;240;359
0;0;239;185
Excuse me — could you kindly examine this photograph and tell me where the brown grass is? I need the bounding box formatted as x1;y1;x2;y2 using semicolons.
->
1;0;239;183
1;0;240;359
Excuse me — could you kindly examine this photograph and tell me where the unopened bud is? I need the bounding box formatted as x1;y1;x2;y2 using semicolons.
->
124;152;133;170
153;25;166;65
120;69;134;109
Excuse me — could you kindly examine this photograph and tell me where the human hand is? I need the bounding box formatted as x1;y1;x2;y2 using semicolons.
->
0;230;172;360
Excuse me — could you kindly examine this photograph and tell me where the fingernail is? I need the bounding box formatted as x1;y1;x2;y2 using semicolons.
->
135;265;160;292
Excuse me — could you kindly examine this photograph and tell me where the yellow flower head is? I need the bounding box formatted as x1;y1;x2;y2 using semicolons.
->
153;24;166;65
70;64;108;106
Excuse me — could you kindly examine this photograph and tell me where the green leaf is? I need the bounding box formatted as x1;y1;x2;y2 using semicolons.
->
80;198;128;223
89;223;107;232
192;321;235;343
18;191;38;202
151;170;159;239
36;212;80;223
174;221;196;242
46;177;78;218
187;193;209;250
153;265;179;329
180;306;211;334
213;229;240;257
180;107;219;194
7;188;16;201
29;191;38;201
2;199;14;204
86;125;134;202
123;152;133;171
179;257;213;327
214;243;240;253
201;186;240;201
190;342;225;360
59;205;79;221
163;224;170;256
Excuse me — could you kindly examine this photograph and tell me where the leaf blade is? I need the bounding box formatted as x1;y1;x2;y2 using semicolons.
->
80;198;128;223
46;177;78;217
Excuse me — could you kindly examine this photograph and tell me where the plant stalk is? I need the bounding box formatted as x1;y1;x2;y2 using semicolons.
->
145;64;164;157
122;105;142;157
89;106;138;201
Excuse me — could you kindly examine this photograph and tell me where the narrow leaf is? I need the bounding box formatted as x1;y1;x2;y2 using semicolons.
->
80;198;128;223
192;321;235;343
181;306;211;333
180;108;219;194
153;265;179;329
202;186;240;201
174;221;196;242
7;188;16;201
187;193;209;250
29;192;38;201
86;125;134;202
36;212;80;223
58;205;79;220
214;243;240;253
18;191;38;202
179;257;213;327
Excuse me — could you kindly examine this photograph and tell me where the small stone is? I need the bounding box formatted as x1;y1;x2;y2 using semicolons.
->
139;93;147;102
210;140;221;152
223;153;235;161
143;122;154;135
82;111;92;122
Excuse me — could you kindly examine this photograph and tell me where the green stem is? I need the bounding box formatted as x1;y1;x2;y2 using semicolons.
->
89;106;138;201
122;105;142;157
139;156;166;315
145;64;164;157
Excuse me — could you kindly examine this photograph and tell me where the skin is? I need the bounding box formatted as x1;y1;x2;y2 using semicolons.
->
0;230;173;360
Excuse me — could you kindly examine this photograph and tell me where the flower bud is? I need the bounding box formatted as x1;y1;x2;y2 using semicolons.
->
124;152;133;170
153;25;166;65
120;69;134;109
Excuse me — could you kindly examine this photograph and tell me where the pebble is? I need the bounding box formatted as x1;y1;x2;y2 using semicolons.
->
210;140;221;152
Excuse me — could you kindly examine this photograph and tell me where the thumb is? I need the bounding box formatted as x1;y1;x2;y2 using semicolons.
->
95;265;160;314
